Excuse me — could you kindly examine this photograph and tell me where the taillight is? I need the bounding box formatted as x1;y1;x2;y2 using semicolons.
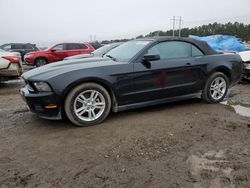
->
2;56;20;63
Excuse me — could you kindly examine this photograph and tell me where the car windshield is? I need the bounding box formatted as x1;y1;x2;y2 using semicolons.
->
45;44;59;51
93;44;116;56
104;40;150;62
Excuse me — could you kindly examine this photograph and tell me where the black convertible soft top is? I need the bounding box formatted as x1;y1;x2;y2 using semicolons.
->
137;37;218;55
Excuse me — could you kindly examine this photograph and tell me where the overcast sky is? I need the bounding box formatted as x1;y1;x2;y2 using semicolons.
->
0;0;249;46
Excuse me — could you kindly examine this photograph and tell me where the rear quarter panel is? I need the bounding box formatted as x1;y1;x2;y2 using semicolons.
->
201;53;243;85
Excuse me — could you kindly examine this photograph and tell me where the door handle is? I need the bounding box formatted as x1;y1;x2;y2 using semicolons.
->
185;62;191;66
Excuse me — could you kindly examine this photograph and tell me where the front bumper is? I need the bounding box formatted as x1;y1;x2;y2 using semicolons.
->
24;56;35;65
20;85;62;120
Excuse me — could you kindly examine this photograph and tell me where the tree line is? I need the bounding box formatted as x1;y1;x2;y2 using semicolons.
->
101;22;250;44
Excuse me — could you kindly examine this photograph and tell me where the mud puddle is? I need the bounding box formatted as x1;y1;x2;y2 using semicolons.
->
221;100;250;117
187;150;235;188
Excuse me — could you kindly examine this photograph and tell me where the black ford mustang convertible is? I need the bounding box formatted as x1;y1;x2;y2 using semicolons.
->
21;37;243;126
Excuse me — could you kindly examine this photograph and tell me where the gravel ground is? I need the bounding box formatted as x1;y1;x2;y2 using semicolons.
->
0;80;250;188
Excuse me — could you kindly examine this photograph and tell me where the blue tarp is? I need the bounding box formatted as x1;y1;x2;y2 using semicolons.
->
190;35;246;52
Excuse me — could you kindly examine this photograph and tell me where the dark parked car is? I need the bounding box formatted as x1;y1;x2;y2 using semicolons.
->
0;43;39;61
20;37;243;127
64;42;122;60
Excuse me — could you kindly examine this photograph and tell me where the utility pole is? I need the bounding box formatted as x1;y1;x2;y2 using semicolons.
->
178;16;182;37
171;16;176;37
171;16;183;37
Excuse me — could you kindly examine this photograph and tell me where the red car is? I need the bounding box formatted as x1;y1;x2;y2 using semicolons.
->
24;43;94;67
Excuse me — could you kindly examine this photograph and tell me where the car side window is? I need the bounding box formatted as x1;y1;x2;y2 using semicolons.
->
12;44;23;49
24;44;34;50
66;44;76;50
1;44;11;50
21;45;28;49
192;45;204;57
53;44;65;51
78;44;88;50
66;44;86;50
146;41;192;60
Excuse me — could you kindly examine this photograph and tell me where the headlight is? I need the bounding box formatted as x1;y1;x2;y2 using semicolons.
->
24;54;31;58
244;62;250;70
33;82;52;92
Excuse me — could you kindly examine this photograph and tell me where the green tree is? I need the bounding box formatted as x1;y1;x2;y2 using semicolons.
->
101;22;250;43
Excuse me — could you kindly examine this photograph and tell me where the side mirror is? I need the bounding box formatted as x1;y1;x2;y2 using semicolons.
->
142;54;160;62
50;49;56;52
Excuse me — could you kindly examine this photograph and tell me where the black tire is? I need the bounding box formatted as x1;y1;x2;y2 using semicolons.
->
35;58;47;67
202;72;229;103
64;82;111;127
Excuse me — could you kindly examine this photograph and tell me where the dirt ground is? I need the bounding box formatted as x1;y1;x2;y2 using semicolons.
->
0;80;250;188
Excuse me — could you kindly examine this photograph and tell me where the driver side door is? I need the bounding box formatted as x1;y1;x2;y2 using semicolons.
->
51;44;68;62
132;41;204;103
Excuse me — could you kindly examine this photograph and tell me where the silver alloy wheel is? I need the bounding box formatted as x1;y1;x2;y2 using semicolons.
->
73;90;106;122
210;77;227;100
36;59;47;67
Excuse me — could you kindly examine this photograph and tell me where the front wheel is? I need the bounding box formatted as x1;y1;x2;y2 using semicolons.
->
64;83;111;127
202;72;229;103
35;58;47;67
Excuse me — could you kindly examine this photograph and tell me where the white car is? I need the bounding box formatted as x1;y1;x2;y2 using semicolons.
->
0;49;23;81
239;50;250;80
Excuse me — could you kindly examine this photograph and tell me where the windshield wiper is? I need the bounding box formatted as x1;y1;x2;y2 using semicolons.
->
105;55;117;61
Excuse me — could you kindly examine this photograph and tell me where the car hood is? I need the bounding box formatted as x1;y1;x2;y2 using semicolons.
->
64;53;94;60
26;49;49;56
22;57;124;81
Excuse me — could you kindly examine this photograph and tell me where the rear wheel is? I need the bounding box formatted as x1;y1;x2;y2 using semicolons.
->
64;83;111;127
35;58;47;67
202;72;229;103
